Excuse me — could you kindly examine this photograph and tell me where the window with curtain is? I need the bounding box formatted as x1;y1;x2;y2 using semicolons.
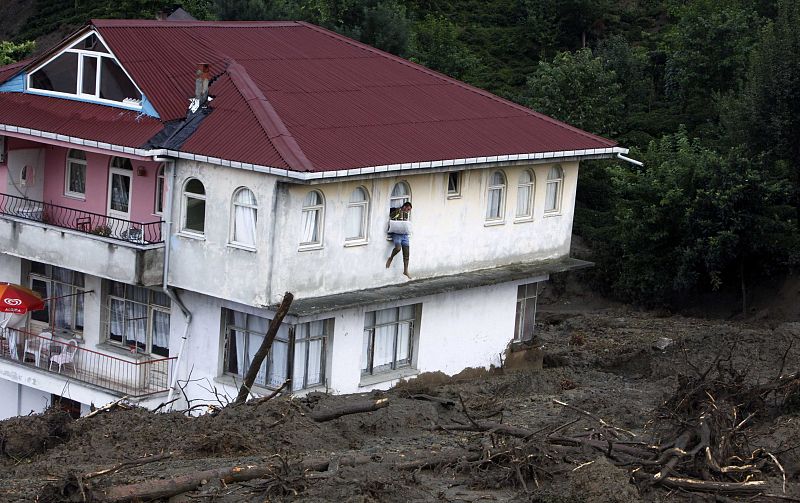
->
29;262;84;334
154;164;165;215
65;149;87;198
485;171;506;222
514;283;539;342
183;178;206;234
106;281;170;356
231;187;258;248
292;319;332;391
345;187;369;242
222;309;290;389
545;165;563;213
300;190;324;246
362;304;418;376
516;170;534;219
389;181;411;214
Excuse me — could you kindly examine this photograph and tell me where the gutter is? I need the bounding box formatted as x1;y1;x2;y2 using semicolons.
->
0;123;629;182
155;156;192;410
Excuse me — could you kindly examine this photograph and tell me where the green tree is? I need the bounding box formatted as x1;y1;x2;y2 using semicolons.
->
409;14;478;79
0;40;35;66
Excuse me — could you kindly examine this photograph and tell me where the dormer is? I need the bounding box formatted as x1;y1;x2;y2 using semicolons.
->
22;30;157;117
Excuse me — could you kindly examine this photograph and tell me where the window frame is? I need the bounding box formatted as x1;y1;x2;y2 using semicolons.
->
64;149;87;199
485;170;507;224
105;281;170;356
514;282;539;342
154;164;165;215
181;178;206;237
389;181;412;213
299;190;325;249
514;169;535;222
28;262;85;337
544;165;564;215
345;186;370;245
229;186;258;250
26;31;143;110
361;304;419;376
446;171;462;199
292;319;332;391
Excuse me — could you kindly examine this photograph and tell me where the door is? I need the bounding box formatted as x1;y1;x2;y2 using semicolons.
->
107;167;132;222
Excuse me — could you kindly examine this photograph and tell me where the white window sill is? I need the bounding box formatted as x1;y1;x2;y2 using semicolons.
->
513;217;534;224
63;193;86;201
484;220;505;227
215;374;285;395
96;342;154;361
298;243;323;252
359;367;419;388
344;238;368;247
227;242;257;252
446;194;462;200
543;211;562;218
178;231;206;240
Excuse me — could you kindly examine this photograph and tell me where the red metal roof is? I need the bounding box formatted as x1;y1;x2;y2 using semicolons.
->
0;20;617;172
0;60;26;84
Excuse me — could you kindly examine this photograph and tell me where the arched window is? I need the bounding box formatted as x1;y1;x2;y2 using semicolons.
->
182;178;206;234
300;190;324;246
154;164;165;215
231;187;258;247
65;149;87;198
544;165;563;213
390;182;411;213
486;171;506;222
346;187;369;242
516;170;534;219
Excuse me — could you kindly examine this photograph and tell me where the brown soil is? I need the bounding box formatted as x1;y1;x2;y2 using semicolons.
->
1;289;800;502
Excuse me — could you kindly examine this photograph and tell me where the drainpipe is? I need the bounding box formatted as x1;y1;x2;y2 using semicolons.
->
616;153;643;167
154;157;192;409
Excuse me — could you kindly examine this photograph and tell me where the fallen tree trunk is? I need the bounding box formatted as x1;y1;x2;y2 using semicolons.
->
310;397;389;422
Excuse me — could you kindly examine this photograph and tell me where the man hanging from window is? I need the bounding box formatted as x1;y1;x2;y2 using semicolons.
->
385;202;412;279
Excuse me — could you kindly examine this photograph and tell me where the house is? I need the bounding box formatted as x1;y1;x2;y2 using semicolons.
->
0;19;627;418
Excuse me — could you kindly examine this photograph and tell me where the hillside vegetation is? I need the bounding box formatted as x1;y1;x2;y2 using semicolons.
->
2;0;799;309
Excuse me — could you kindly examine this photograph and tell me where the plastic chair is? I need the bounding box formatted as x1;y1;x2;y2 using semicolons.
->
49;339;78;375
23;331;52;367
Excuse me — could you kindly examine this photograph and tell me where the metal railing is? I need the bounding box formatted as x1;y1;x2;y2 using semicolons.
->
0;192;163;244
0;328;175;397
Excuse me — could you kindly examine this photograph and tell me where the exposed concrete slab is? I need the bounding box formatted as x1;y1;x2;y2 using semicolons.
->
282;256;592;316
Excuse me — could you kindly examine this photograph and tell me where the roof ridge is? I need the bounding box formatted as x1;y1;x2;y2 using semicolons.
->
297;22;616;148
224;60;314;171
91;19;303;28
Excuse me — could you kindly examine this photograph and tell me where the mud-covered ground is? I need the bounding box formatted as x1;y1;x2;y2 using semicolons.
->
2;303;800;502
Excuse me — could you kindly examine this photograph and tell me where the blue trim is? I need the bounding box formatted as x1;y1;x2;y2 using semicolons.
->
140;94;160;119
0;73;25;93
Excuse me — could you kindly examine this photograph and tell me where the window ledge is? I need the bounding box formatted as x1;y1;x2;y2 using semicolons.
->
63;193;86;201
513;217;534;224
227;242;257;252
96;342;153;361
344;239;368;247
543;211;562;218
446;194;462;200
484;220;505;227
359;367;419;388
178;231;206;241
214;374;284;395
298;244;324;252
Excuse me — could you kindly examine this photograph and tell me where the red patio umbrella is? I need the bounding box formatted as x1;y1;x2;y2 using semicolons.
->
0;283;45;314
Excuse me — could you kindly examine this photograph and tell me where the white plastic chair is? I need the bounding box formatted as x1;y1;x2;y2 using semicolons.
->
49;339;78;375
23;331;52;367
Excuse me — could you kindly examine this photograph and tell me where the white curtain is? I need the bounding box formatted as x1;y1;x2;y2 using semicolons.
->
247;314;268;385
306;339;323;386
346;203;365;239
232;311;247;375
396;322;411;364
233;189;257;246
487;188;502;219
110;298;125;342
152;310;170;355
361;328;371;372
301;208;318;243
269;338;288;387
517;184;531;217
545;181;558;211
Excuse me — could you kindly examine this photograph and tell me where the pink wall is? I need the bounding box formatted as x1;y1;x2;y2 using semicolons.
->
2;137;45;195
32;144;163;224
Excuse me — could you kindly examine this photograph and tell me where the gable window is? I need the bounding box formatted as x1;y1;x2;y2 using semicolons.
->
300;190;324;247
486;171;506;222
223;309;289;389
390;181;411;211
231;187;258;248
447;172;462;198
182;178;206;235
28;32;142;108
106;281;170;356
362;304;418;376
154;164;165;215
545;165;563;214
292;320;331;391
515;170;534;220
345;187;369;242
514;283;539;342
29;262;84;335
65;149;87;198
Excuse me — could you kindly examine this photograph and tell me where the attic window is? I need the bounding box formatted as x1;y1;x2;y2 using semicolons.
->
28;32;141;108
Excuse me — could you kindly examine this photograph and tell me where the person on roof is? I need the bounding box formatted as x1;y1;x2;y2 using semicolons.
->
385;202;412;279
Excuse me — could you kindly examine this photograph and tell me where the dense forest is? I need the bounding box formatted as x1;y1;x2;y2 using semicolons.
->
1;0;798;309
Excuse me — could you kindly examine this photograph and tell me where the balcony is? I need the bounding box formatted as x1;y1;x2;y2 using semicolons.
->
0;328;175;398
0;193;165;286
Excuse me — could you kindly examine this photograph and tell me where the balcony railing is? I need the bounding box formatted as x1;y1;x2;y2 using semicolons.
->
0;193;163;244
0;328;175;398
